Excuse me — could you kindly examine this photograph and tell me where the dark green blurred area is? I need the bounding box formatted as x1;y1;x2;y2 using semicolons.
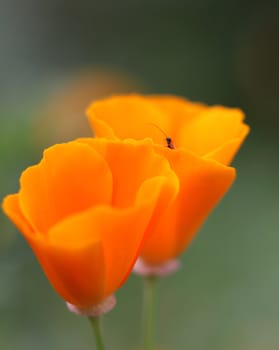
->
0;0;279;349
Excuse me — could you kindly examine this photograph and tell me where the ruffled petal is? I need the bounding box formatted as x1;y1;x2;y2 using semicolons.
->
204;124;250;165
3;193;104;307
100;174;178;297
2;194;34;238
87;95;249;164
77;138;179;208
19;141;113;233
147;95;207;141
177;106;248;162
87;95;170;146
140;147;236;264
27;228;104;308
41;171;177;306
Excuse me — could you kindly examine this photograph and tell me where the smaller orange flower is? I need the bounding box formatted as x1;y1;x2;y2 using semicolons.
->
2;138;179;312
87;95;249;269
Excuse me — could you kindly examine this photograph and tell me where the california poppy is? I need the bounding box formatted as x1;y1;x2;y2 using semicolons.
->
2;138;179;310
87;95;249;266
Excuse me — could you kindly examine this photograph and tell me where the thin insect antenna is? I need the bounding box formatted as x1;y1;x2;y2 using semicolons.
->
147;122;168;138
147;122;175;149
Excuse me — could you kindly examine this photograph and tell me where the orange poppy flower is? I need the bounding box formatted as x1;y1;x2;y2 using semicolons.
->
2;138;179;310
87;95;249;265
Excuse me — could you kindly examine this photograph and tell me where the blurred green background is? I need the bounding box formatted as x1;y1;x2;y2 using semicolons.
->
1;0;279;349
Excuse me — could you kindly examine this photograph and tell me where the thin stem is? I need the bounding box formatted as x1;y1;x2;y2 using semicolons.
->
143;276;157;350
88;317;106;350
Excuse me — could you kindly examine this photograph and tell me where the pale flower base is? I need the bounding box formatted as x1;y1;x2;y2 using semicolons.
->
66;294;116;317
133;258;180;277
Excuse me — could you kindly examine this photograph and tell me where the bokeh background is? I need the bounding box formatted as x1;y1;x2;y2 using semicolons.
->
1;0;279;349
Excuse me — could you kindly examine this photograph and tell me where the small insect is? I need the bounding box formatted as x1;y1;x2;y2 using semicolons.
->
165;136;175;150
148;123;175;149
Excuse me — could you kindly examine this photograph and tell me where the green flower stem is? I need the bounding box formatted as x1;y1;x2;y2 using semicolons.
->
143;276;157;350
88;317;106;350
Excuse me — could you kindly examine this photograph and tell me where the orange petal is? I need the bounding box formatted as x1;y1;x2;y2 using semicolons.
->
44;171;177;305
87;95;249;160
147;95;206;115
101;174;178;297
75;138;179;292
87;95;170;145
19;141;113;233
2;194;34;238
177;106;248;162
77;138;179;208
147;95;207;141
3;193;105;307
2;194;100;306
28;229;104;308
204;124;250;165
140;147;236;264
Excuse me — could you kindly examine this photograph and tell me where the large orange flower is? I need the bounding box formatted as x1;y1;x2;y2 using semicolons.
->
2;138;179;309
87;94;249;265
